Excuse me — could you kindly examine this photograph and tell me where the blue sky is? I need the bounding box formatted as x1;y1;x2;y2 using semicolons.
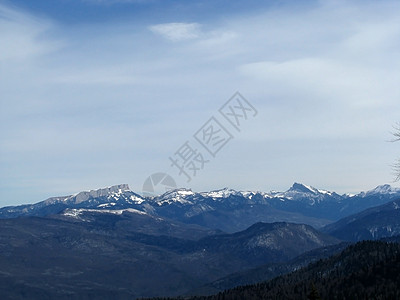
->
1;0;400;205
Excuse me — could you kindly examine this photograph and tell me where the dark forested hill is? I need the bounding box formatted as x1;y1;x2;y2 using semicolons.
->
151;239;400;300
0;210;339;299
324;198;400;241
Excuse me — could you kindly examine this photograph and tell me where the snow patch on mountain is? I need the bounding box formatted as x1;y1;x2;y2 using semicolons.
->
393;202;400;210
248;234;279;249
200;188;240;199
63;208;147;219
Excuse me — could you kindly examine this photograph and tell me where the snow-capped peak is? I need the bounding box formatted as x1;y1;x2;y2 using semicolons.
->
200;187;239;199
284;183;334;196
153;188;195;206
269;183;338;205
160;188;194;197
362;184;400;196
61;184;131;204
288;183;319;194
42;184;145;206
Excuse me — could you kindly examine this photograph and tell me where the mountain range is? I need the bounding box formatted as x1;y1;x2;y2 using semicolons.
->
1;183;400;299
1;183;400;233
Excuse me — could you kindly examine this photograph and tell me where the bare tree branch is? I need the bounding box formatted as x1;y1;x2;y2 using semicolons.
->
392;122;400;181
390;122;400;142
393;160;400;182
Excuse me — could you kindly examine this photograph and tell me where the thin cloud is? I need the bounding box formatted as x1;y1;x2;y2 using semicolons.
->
83;0;154;4
0;4;60;62
149;22;202;41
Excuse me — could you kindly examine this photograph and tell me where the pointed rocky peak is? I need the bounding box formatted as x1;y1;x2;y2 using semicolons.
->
288;183;318;194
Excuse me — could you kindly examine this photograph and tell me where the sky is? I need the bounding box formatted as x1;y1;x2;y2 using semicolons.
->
1;0;400;205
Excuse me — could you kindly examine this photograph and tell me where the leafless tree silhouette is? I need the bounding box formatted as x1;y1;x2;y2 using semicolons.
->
391;122;400;181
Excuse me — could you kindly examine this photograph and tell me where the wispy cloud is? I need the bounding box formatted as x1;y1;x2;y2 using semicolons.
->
82;0;154;4
0;4;60;62
149;22;202;41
